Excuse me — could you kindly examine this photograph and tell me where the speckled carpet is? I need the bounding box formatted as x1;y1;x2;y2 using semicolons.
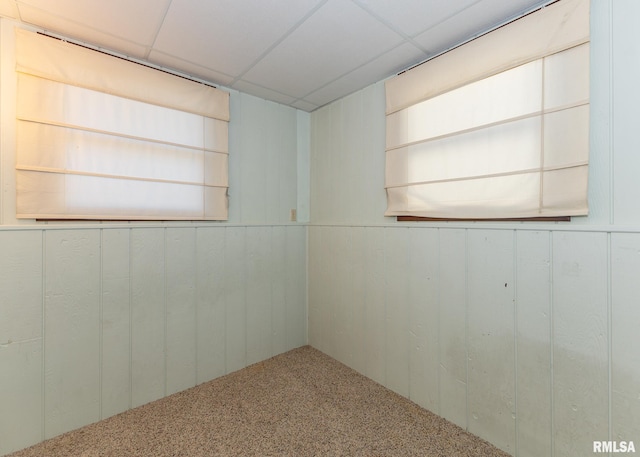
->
8;346;509;457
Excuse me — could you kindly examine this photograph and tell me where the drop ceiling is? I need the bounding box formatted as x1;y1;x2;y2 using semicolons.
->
0;0;552;112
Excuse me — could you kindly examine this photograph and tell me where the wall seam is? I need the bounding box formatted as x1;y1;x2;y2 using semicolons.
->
163;227;167;398
464;228;469;431
549;231;555;457
98;229;104;420
607;231;613;449
128;228;133;410
40;230;46;442
513;230;519;456
194;227;199;384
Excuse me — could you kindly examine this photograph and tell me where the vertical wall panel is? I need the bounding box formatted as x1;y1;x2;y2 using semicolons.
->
265;104;298;223
384;227;410;397
101;228;131;419
285;225;307;349
44;229;101;438
467;230;516;454
0;340;42;456
0;231;42;456
552;231;609;456
224;226;246;373
329;102;346;221
195;226;226;383
515;230;552;457
331;226;354;367
307;226;323;349
245;226;272;365
265;104;283;223
408;227;440;413
317;227;337;359
360;82;388;225
350;226;367;375
271;226;287;356
238;95;267;223
611;233;640;443
612;0;640;225
310;107;332;223
130;228;165;408
364;227;386;385
342;92;364;223
438;228;467;429
165;228;197;395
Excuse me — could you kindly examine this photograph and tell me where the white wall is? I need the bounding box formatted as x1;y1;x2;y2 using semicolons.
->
308;1;640;456
0;19;308;456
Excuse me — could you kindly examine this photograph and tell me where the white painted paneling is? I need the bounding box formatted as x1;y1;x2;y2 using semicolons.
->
612;0;640;225
195;226;226;383
384;227;410;397
245;226;273;364
0;231;42;456
317;226;337;359
285;225;307;349
331;226;354;366
307;226;323;349
552;231;609;456
341;92;365;223
515;231;552;457
467;230;515;454
130;228;166;408
224;226;247;373
408;228;439;413
0;230;42;345
165;228;197;395
0;340;42;456
309;81;389;226
237;95;268;223
349;226;367;375
225;90;301;225
364;227;386;385
101;228;131;419
310;107;332;223
438;229;468;429
296;111;311;223
611;233;640;443
271;226;287;355
44;230;101;438
358;82;388;225
583;0;612;227
267;104;298;224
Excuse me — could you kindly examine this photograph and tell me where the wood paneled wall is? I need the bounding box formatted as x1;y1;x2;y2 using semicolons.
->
0;20;310;455
308;2;640;455
0;225;307;454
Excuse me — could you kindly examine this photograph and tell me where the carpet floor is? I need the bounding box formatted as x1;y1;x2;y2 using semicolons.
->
8;346;510;457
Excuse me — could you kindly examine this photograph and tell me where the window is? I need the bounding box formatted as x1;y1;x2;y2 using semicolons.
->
15;29;229;221
385;0;589;220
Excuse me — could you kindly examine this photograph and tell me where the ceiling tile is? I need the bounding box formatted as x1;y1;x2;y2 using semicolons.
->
7;0;553;111
352;0;476;38
303;42;427;106
153;0;323;78
17;0;170;54
242;0;404;99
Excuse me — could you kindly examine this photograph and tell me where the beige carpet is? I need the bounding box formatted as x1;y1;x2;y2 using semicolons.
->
8;346;509;457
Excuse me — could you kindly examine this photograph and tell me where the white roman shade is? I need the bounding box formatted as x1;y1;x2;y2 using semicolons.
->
385;0;590;219
15;28;230;220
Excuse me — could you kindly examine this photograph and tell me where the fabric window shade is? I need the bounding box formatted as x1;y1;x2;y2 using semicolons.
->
385;0;589;219
15;28;229;220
